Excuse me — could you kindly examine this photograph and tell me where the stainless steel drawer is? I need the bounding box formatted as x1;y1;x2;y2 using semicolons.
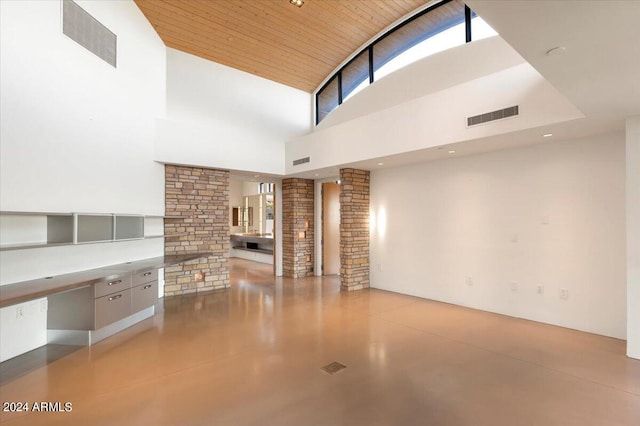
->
132;269;156;287
94;289;131;329
131;281;158;313
94;275;131;298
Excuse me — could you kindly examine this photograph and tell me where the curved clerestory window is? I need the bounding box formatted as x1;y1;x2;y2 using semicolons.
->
315;0;497;124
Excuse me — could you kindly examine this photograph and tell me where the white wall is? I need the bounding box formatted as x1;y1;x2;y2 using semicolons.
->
370;133;626;339
0;0;167;285
242;181;262;196
627;116;640;358
0;0;166;359
155;48;311;175
0;299;48;362
0;0;165;213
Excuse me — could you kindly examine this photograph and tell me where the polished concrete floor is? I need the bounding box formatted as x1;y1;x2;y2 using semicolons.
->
1;258;639;425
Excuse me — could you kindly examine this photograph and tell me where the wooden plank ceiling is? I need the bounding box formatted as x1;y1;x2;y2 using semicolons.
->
134;0;430;92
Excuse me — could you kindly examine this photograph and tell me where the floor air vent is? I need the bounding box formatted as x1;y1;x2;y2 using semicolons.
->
467;105;519;127
321;362;346;375
63;0;117;67
293;157;310;166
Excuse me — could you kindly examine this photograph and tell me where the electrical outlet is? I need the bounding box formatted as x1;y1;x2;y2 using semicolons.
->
559;288;569;300
466;276;473;286
537;285;544;295
16;306;24;319
510;281;518;292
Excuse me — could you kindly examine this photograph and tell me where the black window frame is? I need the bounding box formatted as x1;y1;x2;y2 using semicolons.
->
315;0;481;125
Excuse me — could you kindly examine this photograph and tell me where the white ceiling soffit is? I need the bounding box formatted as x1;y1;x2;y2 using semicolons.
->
285;47;584;176
466;0;640;120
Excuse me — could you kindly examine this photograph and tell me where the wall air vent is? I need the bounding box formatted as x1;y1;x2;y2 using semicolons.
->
467;105;519;127
293;157;310;166
62;0;117;67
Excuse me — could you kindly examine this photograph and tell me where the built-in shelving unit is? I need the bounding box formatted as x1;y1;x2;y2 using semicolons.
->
114;215;144;241
77;214;115;243
0;212;186;251
230;234;274;254
230;234;274;265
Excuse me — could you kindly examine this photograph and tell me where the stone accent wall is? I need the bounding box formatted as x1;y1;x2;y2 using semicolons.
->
340;168;370;291
164;165;230;296
282;178;314;278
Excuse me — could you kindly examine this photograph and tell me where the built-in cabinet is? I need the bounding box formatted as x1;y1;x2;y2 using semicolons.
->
48;269;158;334
230;234;274;254
230;234;274;265
1;253;210;348
0;211;187;251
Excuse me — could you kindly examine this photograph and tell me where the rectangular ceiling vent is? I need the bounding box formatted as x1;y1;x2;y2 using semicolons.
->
293;157;310;166
467;105;519;127
62;0;117;67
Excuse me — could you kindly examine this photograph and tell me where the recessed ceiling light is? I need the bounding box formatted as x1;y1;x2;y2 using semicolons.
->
254;174;260;178
546;46;566;56
448;150;456;154
543;133;553;138
289;0;304;7
377;162;384;166
314;173;319;177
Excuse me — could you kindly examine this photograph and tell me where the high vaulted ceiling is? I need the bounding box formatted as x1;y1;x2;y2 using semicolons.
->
134;0;429;92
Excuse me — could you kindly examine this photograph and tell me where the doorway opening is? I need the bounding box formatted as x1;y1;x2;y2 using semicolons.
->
229;177;279;275
322;181;340;276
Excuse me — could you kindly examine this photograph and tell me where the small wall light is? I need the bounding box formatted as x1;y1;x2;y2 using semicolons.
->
298;230;306;240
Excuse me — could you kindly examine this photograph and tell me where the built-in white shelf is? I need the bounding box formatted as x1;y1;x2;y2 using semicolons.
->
0;241;75;252
0;211;73;216
145;232;189;239
0;212;187;251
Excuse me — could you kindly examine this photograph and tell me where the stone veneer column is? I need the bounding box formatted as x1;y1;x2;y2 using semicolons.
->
164;165;230;296
340;168;370;291
281;178;314;278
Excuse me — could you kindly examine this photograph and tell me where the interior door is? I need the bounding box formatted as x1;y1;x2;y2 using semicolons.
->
322;182;340;275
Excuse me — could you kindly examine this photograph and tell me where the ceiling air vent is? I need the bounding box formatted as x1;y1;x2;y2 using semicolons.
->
63;0;117;67
467;105;519;127
293;157;310;166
